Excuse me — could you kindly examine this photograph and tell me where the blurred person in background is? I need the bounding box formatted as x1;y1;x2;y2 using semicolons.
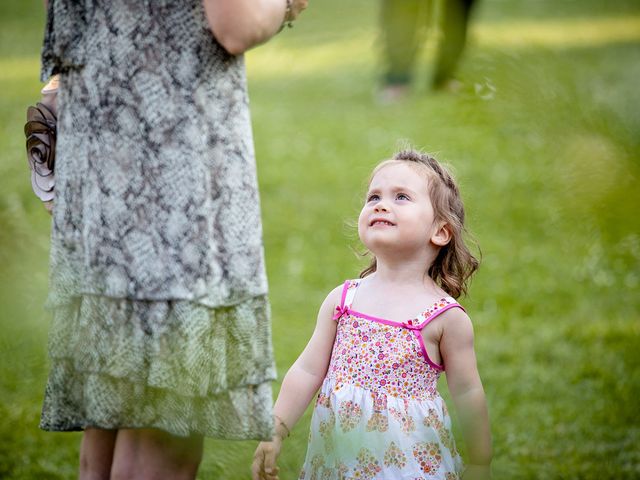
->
379;0;477;102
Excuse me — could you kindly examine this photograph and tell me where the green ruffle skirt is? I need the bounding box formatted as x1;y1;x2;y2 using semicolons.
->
40;295;276;440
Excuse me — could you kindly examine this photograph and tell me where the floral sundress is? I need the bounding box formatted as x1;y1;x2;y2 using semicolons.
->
299;279;464;479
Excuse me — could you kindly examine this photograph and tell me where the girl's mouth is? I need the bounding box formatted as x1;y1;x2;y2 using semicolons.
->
370;219;395;226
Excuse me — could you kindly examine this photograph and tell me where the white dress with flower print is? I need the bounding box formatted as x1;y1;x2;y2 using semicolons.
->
299;280;464;480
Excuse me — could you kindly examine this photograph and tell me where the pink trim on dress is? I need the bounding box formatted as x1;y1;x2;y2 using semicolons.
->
333;280;352;321
336;279;464;371
346;303;464;371
416;303;465;329
339;280;350;307
344;309;414;329
414;331;445;371
415;303;464;370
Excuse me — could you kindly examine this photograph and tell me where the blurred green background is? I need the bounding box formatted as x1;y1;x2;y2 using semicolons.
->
1;0;639;478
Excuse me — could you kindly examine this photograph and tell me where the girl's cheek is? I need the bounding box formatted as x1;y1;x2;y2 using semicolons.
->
357;219;368;243
357;210;367;228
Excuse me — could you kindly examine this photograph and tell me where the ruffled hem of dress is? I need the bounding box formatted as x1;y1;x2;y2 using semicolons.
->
40;293;277;439
40;361;275;440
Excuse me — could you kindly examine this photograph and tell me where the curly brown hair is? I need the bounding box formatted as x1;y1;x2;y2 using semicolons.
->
359;149;479;298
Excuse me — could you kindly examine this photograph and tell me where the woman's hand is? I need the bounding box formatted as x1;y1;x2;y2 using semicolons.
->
251;436;283;480
289;0;309;21
44;200;53;215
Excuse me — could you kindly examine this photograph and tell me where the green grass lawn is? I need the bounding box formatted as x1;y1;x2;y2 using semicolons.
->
1;0;639;478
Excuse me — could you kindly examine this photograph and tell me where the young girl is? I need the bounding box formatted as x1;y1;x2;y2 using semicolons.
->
252;149;492;480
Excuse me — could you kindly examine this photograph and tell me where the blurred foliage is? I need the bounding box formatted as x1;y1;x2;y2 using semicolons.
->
1;0;639;478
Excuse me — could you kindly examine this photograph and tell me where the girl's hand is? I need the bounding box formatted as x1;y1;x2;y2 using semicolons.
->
251;437;282;480
463;464;491;480
44;200;53;215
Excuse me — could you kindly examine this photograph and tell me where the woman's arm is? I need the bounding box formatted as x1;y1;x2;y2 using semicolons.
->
203;0;308;55
439;309;492;480
251;284;342;480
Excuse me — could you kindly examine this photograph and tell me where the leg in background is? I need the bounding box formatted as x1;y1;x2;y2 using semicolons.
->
432;0;477;89
379;0;431;98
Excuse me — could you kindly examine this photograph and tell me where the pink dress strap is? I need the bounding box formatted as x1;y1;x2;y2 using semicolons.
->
415;297;465;329
332;279;361;321
411;297;465;371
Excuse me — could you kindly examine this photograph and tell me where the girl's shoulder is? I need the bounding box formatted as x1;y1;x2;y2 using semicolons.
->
328;279;361;303
437;304;471;323
326;282;347;304
437;305;475;341
318;282;350;315
318;279;362;320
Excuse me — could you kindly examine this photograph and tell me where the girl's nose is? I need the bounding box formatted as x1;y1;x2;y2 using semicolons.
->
374;202;388;212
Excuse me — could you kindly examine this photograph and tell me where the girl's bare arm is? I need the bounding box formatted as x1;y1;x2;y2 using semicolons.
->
272;284;341;427
440;309;492;479
252;284;341;480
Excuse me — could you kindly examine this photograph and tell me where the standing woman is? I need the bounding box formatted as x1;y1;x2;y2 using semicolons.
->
38;0;307;478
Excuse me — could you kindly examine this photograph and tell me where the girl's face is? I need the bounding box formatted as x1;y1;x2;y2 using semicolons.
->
358;162;446;258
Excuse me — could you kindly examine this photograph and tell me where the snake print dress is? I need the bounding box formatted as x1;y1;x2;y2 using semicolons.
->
39;0;276;439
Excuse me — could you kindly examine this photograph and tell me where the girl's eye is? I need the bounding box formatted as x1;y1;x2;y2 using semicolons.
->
396;193;410;201
367;194;380;202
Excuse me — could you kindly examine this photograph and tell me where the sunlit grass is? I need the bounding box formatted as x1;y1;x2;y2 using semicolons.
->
246;16;640;78
474;16;640;48
0;58;40;82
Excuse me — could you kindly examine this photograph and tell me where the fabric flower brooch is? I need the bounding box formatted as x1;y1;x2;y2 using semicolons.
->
24;75;58;203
